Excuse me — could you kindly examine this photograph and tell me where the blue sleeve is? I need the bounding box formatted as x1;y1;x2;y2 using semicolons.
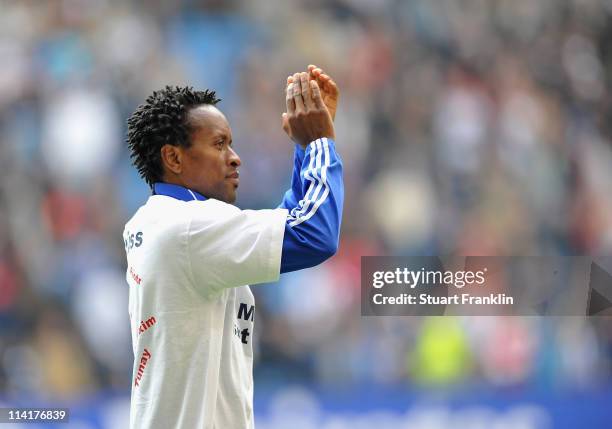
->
279;138;344;273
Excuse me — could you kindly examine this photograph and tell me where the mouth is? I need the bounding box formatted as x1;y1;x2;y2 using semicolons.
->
226;171;240;187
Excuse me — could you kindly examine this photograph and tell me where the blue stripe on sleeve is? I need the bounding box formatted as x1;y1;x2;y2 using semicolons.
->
280;138;344;273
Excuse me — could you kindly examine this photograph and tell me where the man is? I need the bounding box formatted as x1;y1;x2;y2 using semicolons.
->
123;65;343;428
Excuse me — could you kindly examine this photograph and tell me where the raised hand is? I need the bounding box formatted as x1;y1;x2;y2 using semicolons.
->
306;64;339;120
282;65;339;141
284;72;335;148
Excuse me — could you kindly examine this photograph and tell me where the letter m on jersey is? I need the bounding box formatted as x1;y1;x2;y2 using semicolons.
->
238;303;255;322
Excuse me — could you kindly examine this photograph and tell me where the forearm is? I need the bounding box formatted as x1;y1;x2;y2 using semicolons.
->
279;138;343;273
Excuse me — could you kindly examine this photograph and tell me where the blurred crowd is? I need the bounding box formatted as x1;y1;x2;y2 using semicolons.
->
1;0;612;401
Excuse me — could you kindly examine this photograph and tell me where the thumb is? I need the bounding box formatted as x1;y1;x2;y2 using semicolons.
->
281;113;290;135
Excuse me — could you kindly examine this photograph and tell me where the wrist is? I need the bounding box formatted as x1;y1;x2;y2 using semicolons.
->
303;136;335;150
300;135;335;149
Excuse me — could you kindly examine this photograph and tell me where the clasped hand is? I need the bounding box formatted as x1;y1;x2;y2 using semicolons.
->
282;65;339;148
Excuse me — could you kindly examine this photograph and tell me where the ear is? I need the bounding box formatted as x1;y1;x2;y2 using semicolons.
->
160;144;182;176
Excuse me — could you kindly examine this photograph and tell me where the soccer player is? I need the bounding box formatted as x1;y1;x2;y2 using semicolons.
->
123;65;342;429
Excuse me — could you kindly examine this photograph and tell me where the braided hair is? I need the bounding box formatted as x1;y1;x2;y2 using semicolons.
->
127;86;221;187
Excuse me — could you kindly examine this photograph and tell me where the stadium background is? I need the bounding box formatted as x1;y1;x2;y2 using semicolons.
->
0;0;612;427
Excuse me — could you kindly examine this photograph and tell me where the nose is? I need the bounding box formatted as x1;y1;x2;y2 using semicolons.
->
228;145;241;167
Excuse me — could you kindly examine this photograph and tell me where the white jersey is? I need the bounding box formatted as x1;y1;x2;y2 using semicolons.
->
123;193;287;429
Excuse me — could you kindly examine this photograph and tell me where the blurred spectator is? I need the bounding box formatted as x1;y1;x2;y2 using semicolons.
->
0;0;610;403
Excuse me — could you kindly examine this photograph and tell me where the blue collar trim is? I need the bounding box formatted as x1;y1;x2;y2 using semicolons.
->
152;183;207;202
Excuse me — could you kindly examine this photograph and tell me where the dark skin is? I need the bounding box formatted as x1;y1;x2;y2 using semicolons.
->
161;105;241;203
282;64;339;135
161;65;338;204
284;71;335;148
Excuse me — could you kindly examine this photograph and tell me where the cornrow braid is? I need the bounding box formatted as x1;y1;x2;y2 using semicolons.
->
127;85;221;186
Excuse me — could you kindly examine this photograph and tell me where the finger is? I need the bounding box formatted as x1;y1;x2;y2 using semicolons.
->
317;74;331;87
287;75;293;84
293;72;305;113
309;66;322;80
315;72;331;90
310;80;325;110
281;112;290;135
320;74;339;96
327;78;339;93
300;72;315;110
286;83;296;114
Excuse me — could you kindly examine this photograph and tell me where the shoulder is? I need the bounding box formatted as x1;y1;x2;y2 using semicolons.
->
124;195;197;245
186;199;288;237
184;198;241;218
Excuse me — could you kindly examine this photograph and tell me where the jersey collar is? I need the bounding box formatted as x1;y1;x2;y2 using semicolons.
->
152;183;207;202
